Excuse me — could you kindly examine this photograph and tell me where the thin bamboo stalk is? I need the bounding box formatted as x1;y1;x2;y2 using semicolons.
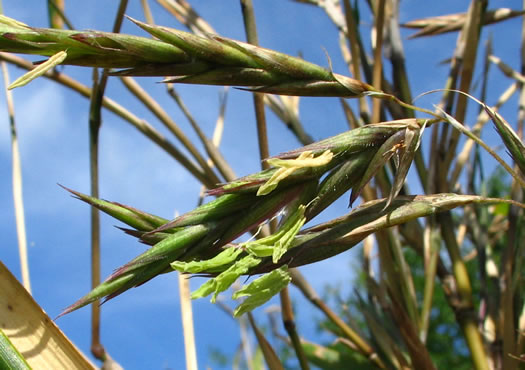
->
88;1;128;362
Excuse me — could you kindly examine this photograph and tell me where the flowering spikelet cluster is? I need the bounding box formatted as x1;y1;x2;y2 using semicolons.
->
57;119;435;317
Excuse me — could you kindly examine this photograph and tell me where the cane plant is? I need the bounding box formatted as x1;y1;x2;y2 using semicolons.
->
1;1;525;369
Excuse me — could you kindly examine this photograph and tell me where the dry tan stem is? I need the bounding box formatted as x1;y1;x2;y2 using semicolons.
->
48;0;73;30
490;54;525;84
178;274;198;370
177;90;225;370
342;0;370;120
1;62;31;293
141;0;155;25
371;0;386;123
157;0;214;35
443;1;485;171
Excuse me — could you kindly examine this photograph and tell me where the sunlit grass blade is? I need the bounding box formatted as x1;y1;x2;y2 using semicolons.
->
171;247;243;274
0;328;31;370
242;205;306;263
258;150;333;196
191;255;261;303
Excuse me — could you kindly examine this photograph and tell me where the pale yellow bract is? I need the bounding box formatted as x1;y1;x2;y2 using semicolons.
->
8;51;67;90
257;150;334;196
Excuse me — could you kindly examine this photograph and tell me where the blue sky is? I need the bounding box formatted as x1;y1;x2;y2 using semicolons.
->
1;0;524;369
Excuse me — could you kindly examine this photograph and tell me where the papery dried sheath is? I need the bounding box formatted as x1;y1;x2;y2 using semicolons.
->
402;8;525;39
